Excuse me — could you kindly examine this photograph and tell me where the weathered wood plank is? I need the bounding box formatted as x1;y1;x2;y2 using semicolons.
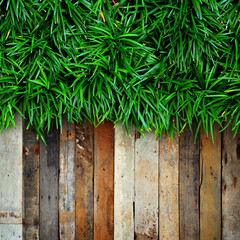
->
59;118;75;240
135;131;158;240
39;128;59;240
94;120;114;240
0;225;22;240
179;122;200;240
222;125;240;240
159;131;179;240
200;124;221;240
114;123;135;240
75;120;94;240
0;113;23;240
23;124;40;240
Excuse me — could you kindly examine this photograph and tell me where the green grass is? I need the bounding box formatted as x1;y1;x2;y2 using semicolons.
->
0;0;240;141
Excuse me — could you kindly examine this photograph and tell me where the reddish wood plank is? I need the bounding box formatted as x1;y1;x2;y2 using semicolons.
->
23;124;40;240
222;125;240;240
94;121;114;240
75;120;94;240
179;122;200;240
159;131;179;240
200;124;221;240
39;128;59;240
59;118;75;239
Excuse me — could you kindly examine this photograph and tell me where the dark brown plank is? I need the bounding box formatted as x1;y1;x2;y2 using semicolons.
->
59;118;75;240
222;125;240;240
179;122;200;240
39;128;59;240
75;120;94;240
23;124;40;240
200;124;221;240
94;121;114;240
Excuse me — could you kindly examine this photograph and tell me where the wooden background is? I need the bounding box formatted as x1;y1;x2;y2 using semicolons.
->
0;115;240;240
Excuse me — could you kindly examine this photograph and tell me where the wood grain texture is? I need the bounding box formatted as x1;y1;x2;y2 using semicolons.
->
39;128;59;240
222;125;240;240
75;120;94;240
59;118;75;240
114;123;135;240
159;131;179;240
23;125;40;240
94;121;114;240
0;113;23;240
135;131;158;240
200;124;221;240
179;122;200;240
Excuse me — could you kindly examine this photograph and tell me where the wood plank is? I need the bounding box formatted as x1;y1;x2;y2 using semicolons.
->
23;124;40;240
94;120;114;240
159;131;179;240
114;123;135;240
0;225;22;240
75;120;94;240
0;113;23;239
222;125;240;240
200;124;221;240
179;122;200;240
59;118;75;240
135;131;159;240
39;128;59;240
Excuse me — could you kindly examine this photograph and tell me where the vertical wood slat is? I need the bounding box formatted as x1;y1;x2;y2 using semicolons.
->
75;120;94;240
23;125;40;240
179;122;200;240
94;121;114;240
200;124;221;240
114;123;135;240
0;113;23;239
59;118;75;239
135;131;159;240
222;126;240;240
159;131;179;240
40;128;59;240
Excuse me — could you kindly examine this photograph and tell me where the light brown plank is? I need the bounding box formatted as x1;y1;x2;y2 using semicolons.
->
135;131;159;240
114;123;135;240
222;125;240;240
94;120;114;240
200;124;221;240
59;118;75;239
0;113;23;239
75;120;94;240
23;124;40;240
159;131;179;240
179;122;200;240
39;128;59;240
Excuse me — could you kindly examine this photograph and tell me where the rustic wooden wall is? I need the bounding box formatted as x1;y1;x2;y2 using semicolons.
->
0;118;240;240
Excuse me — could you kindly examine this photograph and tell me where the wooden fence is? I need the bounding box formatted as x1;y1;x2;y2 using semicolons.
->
0;114;239;240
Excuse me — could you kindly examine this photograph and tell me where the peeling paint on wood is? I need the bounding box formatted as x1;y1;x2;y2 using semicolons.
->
39;128;59;240
222;125;240;240
94;121;114;240
179;122;200;240
135;131;158;240
59;117;75;240
23;124;40;240
0;112;22;240
114;123;135;240
159;131;179;240
200;124;221;240
75;120;94;240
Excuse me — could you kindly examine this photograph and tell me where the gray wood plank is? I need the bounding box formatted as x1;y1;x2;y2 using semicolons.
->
114;123;135;240
39;128;59;240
